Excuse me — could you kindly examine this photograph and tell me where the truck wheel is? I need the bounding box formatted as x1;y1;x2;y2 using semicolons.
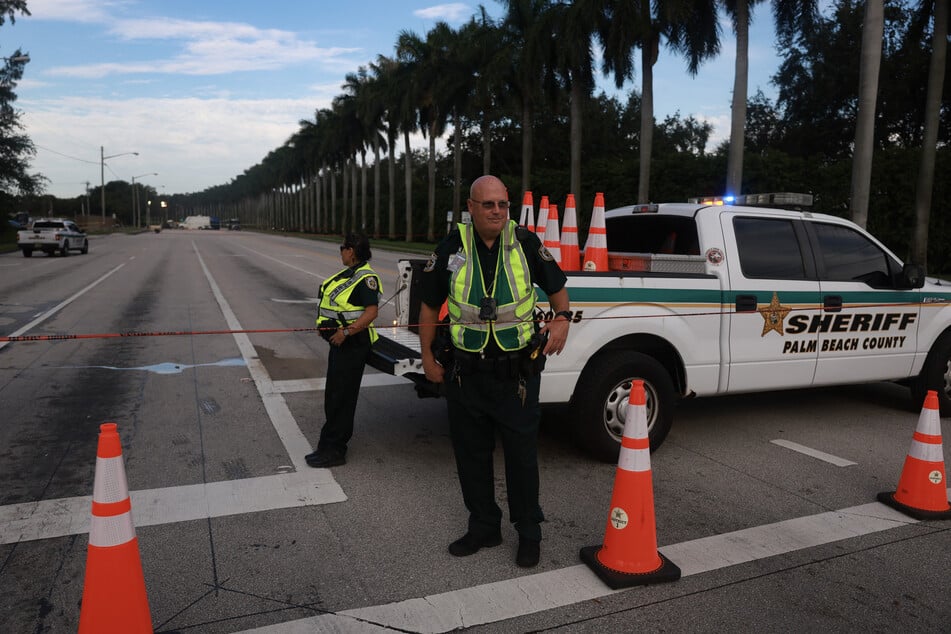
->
60;240;70;256
21;248;32;258
572;351;676;462
81;240;88;254
912;333;951;416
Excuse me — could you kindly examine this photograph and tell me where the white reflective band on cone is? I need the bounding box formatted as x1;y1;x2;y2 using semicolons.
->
617;445;651;473
909;441;946;463
89;512;136;548
93;456;130;504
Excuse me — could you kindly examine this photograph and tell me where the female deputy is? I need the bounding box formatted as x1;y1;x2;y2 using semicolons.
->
306;232;381;468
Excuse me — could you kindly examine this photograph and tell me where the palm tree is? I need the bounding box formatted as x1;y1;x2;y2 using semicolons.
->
722;0;818;198
369;55;403;239
849;0;884;229
911;0;948;269
501;0;558;196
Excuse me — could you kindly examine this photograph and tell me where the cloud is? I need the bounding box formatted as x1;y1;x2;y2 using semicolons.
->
413;3;472;23
25;0;125;23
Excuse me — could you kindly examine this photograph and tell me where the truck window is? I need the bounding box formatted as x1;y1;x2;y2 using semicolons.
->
733;217;807;280
811;222;894;288
605;215;700;255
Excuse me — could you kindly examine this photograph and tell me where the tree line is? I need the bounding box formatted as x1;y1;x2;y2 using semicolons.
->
5;1;950;272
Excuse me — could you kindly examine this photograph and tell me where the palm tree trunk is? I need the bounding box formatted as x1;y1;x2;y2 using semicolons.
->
453;109;463;225
521;95;533;194
570;74;583;201
638;32;657;204
404;131;413;242
352;159;359;232
360;150;367;232
481;110;491;175
726;0;750;197
388;132;397;239
330;167;337;233
427;119;437;242
373;136;381;238
849;0;884;229
911;0;948;268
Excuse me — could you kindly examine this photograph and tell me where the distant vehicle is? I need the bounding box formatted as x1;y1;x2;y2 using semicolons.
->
210;216;221;230
16;218;89;257
227;218;241;230
8;211;31;229
181;215;211;230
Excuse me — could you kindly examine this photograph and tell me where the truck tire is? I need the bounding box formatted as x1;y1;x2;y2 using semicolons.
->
572;351;676;462
80;239;88;254
912;332;951;416
60;240;70;256
21;247;33;258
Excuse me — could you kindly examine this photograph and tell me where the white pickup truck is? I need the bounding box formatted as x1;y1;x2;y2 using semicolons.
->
370;195;951;461
16;218;89;258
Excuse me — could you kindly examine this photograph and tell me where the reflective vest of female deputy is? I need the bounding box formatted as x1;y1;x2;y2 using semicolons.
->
306;234;382;469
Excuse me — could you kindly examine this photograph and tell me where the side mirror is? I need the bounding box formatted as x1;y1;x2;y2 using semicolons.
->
902;262;925;289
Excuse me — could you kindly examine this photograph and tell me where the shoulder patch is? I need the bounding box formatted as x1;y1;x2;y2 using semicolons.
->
366;276;378;291
423;253;437;272
538;245;554;261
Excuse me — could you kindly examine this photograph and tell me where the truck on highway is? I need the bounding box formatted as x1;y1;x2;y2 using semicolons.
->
16;218;89;258
370;193;951;461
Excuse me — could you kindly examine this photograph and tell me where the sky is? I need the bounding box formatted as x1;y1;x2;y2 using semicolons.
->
5;0;790;200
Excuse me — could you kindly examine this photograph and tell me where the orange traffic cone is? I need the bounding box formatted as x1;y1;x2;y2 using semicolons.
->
544;203;562;265
560;194;580;271
535;195;550;239
580;381;681;588
520;191;535;233
877;390;951;520
78;423;153;634
582;192;608;272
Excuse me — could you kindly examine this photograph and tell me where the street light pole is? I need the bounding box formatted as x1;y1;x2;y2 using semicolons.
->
131;172;158;228
100;146;139;227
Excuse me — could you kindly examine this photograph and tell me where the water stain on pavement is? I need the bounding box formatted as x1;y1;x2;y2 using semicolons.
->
254;345;321;381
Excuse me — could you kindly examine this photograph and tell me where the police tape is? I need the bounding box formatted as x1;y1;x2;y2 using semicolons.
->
0;300;943;345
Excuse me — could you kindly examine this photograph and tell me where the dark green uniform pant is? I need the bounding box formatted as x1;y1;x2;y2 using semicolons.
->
445;370;544;541
318;332;371;455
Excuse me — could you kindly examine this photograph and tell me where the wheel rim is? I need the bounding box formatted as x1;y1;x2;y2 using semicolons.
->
601;378;658;442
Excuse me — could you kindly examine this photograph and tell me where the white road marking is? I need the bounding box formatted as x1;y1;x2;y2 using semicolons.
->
770;439;858;466
0;260;126;351
239;498;935;634
0;471;345;545
193;243;317;472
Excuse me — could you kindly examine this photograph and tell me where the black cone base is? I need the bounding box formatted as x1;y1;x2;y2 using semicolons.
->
877;491;951;521
580;544;681;589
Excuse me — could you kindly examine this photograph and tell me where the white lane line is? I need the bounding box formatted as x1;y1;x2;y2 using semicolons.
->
0;260;126;351
271;374;411;394
240;498;934;634
770;439;857;467
0;471;346;545
193;243;317;472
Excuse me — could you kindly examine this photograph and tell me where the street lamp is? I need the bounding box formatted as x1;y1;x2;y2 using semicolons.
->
131;172;158;228
101;146;138;226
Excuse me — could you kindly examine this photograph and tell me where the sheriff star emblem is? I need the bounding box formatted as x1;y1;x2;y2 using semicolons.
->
758;292;791;337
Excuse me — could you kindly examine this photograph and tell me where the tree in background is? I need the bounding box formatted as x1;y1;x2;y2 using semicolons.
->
1;1;43;206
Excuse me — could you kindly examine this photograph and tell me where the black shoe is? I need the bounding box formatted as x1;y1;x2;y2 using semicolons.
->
448;531;503;557
516;539;540;568
305;450;345;468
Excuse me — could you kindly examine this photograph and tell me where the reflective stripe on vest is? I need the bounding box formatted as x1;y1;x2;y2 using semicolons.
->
448;221;535;352
317;263;382;343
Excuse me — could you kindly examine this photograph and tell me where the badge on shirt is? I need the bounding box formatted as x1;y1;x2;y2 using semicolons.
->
366;276;378;291
538;245;554;261
423;253;437;273
447;248;466;273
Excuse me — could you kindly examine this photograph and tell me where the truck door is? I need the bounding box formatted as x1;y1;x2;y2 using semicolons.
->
806;221;920;385
724;215;822;392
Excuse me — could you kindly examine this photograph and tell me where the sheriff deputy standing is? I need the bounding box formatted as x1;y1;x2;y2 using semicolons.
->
419;175;570;568
306;232;381;468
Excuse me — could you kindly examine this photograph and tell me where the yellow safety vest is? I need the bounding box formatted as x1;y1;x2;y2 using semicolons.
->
448;220;536;352
317;262;382;344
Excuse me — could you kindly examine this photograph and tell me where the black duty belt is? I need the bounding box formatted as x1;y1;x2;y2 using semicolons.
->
453;348;525;374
